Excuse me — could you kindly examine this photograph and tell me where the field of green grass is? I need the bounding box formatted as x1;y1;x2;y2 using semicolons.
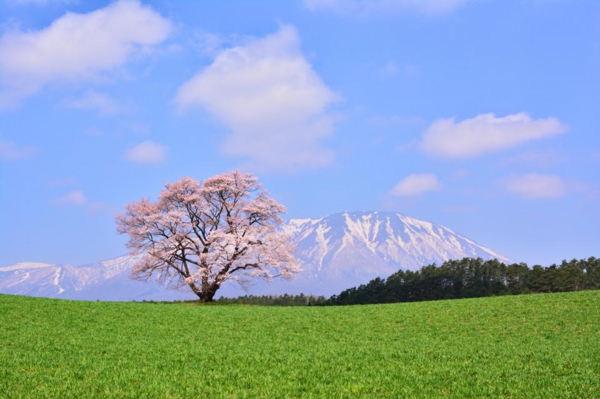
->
1;291;599;398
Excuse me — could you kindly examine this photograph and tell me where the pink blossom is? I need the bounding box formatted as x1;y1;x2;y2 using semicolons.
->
116;170;301;302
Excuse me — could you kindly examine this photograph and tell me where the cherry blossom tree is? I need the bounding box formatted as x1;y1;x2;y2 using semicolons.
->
116;171;301;302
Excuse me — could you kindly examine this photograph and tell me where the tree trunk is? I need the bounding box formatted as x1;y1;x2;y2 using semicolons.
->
188;282;207;302
199;293;215;303
189;282;220;303
204;283;221;302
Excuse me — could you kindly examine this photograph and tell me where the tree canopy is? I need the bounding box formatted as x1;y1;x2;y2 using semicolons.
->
116;171;301;302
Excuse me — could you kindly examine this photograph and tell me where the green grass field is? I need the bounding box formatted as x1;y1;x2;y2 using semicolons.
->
1;291;599;398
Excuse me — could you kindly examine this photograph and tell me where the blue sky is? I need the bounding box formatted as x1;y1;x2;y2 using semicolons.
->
1;0;598;267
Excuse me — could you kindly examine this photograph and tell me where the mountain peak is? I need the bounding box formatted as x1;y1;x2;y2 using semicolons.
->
281;211;513;295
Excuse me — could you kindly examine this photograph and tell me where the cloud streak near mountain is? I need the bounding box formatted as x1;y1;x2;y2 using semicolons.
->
390;173;441;197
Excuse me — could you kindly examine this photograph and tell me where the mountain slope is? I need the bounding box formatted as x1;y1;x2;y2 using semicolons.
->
0;256;191;301
272;211;512;295
0;211;513;300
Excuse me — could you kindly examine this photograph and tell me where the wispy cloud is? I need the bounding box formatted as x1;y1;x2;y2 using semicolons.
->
304;0;469;15
0;0;172;106
124;140;167;164
390;173;441;197
381;61;399;75
53;189;117;214
176;26;339;172
54;190;87;206
65;91;124;115
380;61;420;79
502;173;567;199
420;113;567;159
0;140;37;160
190;30;248;58
498;150;568;168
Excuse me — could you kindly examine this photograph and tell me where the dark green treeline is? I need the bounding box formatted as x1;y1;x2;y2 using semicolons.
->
214;257;599;306
216;293;328;306
328;257;600;306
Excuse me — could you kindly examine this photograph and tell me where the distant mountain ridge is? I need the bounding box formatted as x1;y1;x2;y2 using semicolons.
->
0;255;188;301
0;211;513;300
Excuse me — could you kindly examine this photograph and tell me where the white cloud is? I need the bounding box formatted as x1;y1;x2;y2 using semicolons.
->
86;201;119;215
420;113;567;159
0;0;172;106
175;25;339;172
54;190;87;206
390;173;441;197
0;140;37;160
124;140;167;164
66;90;123;115
304;0;469;15
502;173;567;199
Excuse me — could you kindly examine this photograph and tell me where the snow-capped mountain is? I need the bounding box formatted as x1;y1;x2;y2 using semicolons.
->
0;211;513;300
0;256;193;301
274;211;513;296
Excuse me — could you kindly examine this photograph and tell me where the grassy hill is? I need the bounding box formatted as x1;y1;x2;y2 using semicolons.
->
1;291;599;398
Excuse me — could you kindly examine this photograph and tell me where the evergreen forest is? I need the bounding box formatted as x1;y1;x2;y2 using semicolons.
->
216;257;600;306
